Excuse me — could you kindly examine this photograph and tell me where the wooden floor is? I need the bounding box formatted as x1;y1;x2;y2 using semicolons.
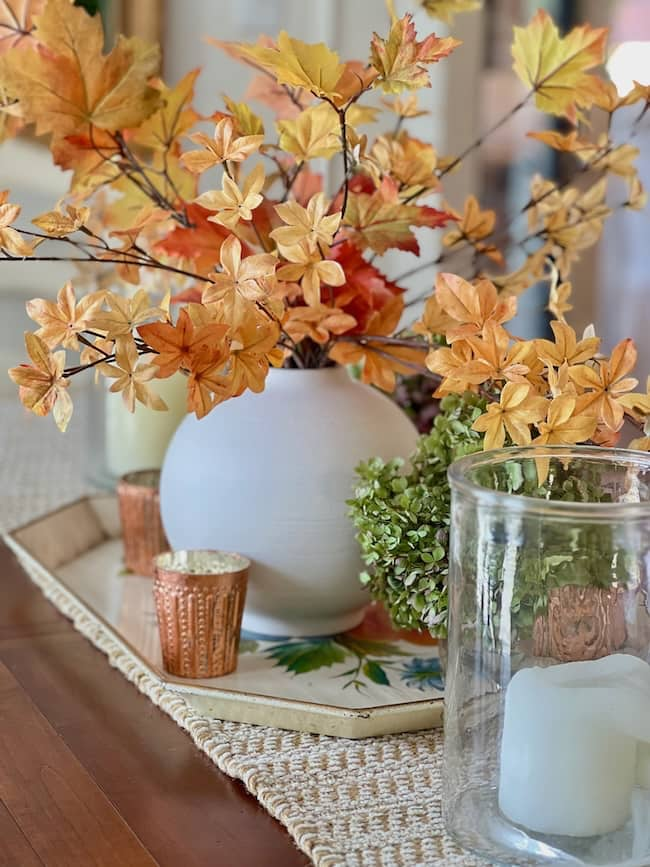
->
0;541;311;867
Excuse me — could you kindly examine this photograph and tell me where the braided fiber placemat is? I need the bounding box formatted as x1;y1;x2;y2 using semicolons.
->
0;398;481;867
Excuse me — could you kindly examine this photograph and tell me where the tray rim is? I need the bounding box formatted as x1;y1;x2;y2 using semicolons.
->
5;495;444;738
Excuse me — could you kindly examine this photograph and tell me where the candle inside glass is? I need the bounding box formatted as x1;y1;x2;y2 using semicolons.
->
498;654;650;837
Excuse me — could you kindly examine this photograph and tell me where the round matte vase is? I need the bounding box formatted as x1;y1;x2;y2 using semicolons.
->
160;366;418;637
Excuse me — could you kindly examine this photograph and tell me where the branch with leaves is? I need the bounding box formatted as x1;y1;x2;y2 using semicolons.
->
0;0;648;453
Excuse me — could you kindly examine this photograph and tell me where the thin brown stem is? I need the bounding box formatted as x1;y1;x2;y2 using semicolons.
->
439;93;532;179
338;108;351;222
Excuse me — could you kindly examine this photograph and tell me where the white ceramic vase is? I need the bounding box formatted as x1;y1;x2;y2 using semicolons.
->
160;366;418;636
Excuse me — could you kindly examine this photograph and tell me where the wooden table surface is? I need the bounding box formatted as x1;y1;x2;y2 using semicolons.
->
0;540;311;867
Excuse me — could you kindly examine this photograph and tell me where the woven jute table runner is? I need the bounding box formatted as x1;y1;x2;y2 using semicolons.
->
0;398;482;867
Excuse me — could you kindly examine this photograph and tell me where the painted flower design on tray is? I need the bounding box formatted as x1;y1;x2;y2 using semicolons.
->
241;633;443;692
399;657;444;691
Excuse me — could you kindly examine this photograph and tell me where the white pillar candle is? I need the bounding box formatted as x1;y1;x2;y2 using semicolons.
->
105;373;187;479
498;654;650;837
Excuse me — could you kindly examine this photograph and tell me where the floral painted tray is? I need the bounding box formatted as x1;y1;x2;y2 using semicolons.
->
5;496;444;738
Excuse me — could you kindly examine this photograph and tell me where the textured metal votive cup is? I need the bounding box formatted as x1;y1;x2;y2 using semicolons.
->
117;469;169;578
153;550;250;678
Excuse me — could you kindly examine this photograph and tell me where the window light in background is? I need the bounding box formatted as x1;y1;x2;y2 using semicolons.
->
607;41;650;95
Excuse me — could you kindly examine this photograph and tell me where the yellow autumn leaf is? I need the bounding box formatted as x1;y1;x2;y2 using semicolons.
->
420;0;482;24
277;103;340;163
369;133;440;196
130;69;201;152
195;163;265;230
32;204;90;237
463;322;531;385
472;381;547;451
203;235;277;328
270;193;341;251
276;242;345;307
425;339;475;396
380;94;430;118
512;9;607;118
223;96;264;136
231;32;344;100
91;289;164;344
535;394;598;445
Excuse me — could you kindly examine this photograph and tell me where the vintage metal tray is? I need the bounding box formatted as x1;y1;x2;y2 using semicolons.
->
5;496;444;738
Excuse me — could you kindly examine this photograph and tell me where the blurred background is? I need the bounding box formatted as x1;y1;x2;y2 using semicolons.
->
1;0;649;400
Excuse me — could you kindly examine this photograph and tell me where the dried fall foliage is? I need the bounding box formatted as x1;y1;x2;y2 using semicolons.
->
0;0;648;452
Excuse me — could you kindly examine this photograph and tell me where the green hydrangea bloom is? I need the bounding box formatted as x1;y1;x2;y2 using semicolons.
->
348;392;486;636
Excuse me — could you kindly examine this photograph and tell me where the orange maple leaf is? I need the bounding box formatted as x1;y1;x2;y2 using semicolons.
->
443;195;503;265
138;308;229;379
186;349;231;419
283;304;356;345
344;181;454;255
26;282;103;350
370;13;460;94
8;331;72;431
432;273;517;341
227;314;281;398
2;0;161;139
535;320;600;368
569;338;638;431
329;296;425;391
153;203;235;277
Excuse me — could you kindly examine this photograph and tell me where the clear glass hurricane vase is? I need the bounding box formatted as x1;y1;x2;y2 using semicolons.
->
443;446;650;867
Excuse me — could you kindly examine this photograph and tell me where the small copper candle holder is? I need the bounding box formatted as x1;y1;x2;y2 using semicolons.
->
117;469;169;578
153;550;250;678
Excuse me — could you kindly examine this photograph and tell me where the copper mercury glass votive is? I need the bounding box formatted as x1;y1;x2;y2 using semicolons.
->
117;469;169;577
153;549;250;678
